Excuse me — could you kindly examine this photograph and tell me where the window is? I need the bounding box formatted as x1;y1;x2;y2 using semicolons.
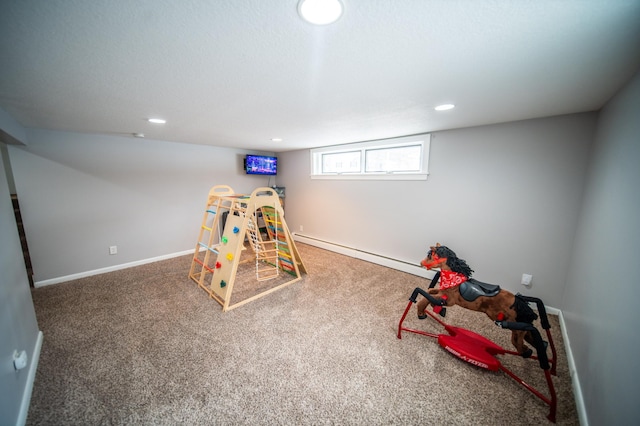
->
322;150;360;173
310;134;430;180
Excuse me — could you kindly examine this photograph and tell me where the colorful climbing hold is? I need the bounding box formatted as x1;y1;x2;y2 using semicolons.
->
233;226;240;234
215;261;222;269
221;236;228;244
226;253;234;261
220;280;226;288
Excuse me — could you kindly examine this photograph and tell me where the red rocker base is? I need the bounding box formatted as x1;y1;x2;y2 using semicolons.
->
438;325;505;371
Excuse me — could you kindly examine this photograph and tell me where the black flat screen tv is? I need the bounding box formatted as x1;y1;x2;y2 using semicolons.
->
245;154;277;175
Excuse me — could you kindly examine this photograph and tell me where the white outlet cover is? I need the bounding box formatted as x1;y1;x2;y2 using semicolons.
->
13;350;28;370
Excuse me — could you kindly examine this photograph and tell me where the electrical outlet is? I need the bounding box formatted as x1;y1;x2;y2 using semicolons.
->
521;273;532;286
13;350;28;371
109;246;118;255
299;225;303;232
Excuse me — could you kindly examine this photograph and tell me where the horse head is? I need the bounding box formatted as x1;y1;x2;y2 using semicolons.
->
420;243;473;278
421;243;451;269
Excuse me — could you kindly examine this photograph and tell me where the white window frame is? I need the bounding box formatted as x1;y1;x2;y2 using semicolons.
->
310;134;431;180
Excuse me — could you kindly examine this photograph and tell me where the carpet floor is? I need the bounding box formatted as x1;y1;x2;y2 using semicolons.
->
28;243;579;425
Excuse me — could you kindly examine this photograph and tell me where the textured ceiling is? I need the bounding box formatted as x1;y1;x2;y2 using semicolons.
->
1;0;639;152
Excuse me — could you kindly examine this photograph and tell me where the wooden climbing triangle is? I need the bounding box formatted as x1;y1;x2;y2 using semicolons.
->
188;185;306;311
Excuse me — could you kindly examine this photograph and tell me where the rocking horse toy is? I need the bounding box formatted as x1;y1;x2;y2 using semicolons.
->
397;243;558;422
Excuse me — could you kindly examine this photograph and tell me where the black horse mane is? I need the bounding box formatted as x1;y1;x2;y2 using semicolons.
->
434;245;474;278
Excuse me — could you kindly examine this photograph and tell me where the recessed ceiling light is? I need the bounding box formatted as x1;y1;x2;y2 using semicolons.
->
298;0;344;25
147;118;166;124
434;104;455;111
133;133;145;138
271;138;283;142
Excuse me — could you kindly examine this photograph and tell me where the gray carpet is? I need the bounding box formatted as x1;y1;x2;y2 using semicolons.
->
28;243;579;425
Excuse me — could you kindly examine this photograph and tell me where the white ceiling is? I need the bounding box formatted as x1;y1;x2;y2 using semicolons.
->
1;0;639;152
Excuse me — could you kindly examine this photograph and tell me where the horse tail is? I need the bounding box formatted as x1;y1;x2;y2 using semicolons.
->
511;294;538;324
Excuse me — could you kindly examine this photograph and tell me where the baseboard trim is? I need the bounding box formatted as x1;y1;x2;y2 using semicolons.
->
34;249;195;288
294;232;586;425
556;310;588;426
17;330;43;426
293;233;436;280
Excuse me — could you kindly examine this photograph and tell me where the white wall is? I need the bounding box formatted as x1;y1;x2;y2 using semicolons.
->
0;108;27;144
279;113;596;304
0;143;41;426
562;71;640;424
9;129;277;283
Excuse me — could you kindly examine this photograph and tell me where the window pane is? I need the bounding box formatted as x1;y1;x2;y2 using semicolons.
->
365;145;421;172
322;151;361;173
310;134;430;180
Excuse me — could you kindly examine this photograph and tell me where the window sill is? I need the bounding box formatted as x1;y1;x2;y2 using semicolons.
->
310;173;428;181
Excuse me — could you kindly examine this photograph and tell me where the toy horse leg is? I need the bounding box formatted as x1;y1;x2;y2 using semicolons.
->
511;330;533;358
416;289;451;319
416;297;430;318
416;290;439;318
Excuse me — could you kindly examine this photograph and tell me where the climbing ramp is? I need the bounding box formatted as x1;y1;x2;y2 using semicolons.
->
188;185;306;311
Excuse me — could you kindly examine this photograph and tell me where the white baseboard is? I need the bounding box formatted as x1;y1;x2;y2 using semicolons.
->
34;249;195;288
17;330;43;426
294;232;586;425
293;233;437;280
556;310;588;426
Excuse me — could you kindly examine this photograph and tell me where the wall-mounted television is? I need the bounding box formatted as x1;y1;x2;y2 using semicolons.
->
245;154;277;175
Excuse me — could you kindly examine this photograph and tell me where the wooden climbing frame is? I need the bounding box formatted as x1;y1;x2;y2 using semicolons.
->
188;185;306;311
